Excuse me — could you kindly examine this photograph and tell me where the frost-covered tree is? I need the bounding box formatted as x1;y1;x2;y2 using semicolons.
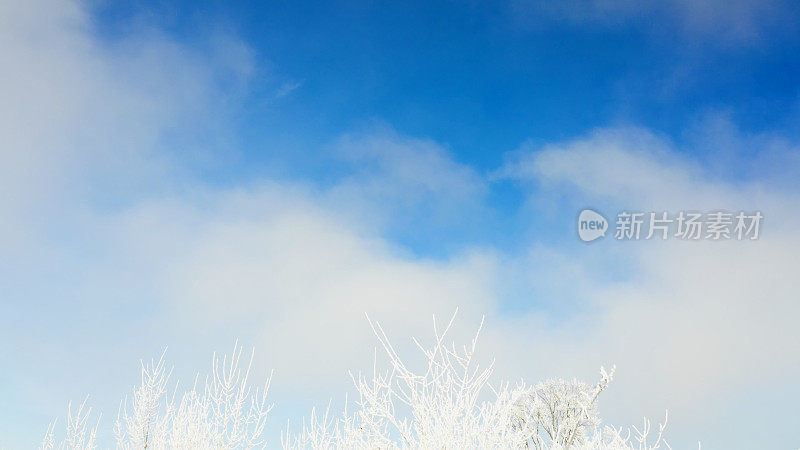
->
44;314;672;449
116;344;272;449
44;342;272;449
282;314;670;449
42;398;99;450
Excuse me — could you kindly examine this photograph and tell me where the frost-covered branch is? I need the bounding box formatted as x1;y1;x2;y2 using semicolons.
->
46;342;272;449
284;313;671;449
46;315;676;449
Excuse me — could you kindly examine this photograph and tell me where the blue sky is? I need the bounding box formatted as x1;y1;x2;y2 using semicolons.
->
94;0;800;181
86;0;800;255
2;0;800;448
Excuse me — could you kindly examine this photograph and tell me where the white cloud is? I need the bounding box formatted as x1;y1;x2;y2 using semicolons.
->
504;127;746;210
0;0;253;253
496;125;800;447
0;0;254;444
0;3;496;444
109;184;496;388
326;127;488;232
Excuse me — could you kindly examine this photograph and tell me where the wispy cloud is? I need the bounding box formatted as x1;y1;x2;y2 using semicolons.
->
275;79;304;98
511;0;799;47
